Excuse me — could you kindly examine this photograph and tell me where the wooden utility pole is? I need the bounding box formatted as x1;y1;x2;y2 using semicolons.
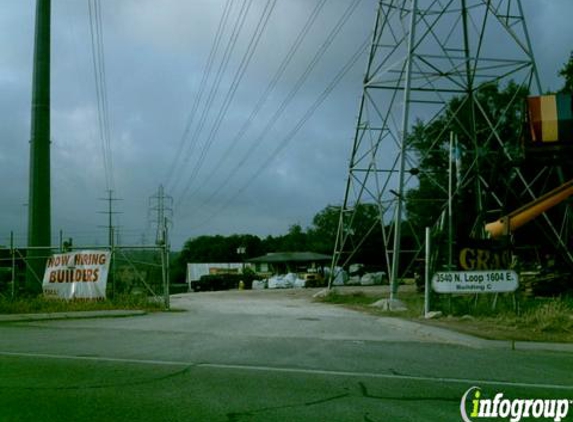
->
98;190;122;247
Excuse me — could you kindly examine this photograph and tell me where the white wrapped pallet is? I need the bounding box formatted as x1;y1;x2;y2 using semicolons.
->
252;280;267;290
331;267;348;286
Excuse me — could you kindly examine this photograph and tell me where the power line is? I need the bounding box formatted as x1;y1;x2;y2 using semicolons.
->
168;0;254;196
177;0;364;213
88;0;114;191
174;0;278;204
163;0;234;190
186;36;370;229
181;0;328;204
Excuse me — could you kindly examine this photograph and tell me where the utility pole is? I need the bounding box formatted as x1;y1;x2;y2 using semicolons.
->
331;0;541;302
98;190;122;247
26;0;51;294
98;190;121;298
149;185;173;245
149;185;173;310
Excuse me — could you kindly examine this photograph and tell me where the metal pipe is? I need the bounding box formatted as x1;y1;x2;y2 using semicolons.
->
485;179;573;238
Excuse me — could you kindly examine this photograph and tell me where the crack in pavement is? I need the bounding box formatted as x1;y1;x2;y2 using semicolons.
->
358;381;459;403
225;392;351;422
0;366;193;391
224;379;460;422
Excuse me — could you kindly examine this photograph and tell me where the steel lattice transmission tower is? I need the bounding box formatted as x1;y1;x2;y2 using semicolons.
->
149;185;173;246
329;0;570;297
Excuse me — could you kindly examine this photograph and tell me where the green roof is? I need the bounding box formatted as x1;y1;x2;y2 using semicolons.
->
247;252;332;263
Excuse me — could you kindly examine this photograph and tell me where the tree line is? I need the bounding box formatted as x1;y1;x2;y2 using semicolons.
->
172;52;573;283
171;204;387;283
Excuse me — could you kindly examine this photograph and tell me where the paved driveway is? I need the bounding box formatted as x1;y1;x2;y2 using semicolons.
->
0;289;571;421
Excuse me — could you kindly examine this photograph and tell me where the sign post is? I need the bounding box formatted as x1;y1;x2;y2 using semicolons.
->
424;227;430;317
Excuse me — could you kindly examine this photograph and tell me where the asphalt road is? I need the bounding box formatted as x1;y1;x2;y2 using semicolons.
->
0;289;571;421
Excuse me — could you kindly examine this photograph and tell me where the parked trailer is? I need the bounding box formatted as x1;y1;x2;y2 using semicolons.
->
186;263;247;291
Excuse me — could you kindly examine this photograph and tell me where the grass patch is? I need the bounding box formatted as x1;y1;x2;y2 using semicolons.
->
424;311;573;343
319;290;375;306
421;293;573;342
315;288;573;342
0;294;164;314
316;288;424;319
522;299;573;333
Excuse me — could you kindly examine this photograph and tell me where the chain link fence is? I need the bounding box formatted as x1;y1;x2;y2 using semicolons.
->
0;240;170;309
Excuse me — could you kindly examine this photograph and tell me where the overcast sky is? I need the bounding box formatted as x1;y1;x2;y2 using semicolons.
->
1;0;572;250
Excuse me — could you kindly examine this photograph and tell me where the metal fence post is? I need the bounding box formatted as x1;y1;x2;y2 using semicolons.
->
424;227;430;317
10;231;15;299
110;227;115;298
162;218;170;310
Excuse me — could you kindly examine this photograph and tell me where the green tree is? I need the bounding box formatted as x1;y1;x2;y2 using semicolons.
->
405;81;529;239
405;53;573;275
308;203;386;266
260;225;308;252
558;51;573;93
307;205;340;254
177;234;264;266
281;224;309;251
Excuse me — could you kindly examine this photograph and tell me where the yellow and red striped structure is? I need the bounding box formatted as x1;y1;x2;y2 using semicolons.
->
527;94;573;144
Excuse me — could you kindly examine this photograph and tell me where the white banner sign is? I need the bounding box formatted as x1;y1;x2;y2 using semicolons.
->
42;250;111;300
432;270;519;294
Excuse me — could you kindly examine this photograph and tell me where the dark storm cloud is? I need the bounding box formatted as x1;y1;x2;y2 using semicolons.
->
1;1;571;249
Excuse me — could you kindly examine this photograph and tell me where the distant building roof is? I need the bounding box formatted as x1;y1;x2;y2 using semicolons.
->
247;252;332;263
